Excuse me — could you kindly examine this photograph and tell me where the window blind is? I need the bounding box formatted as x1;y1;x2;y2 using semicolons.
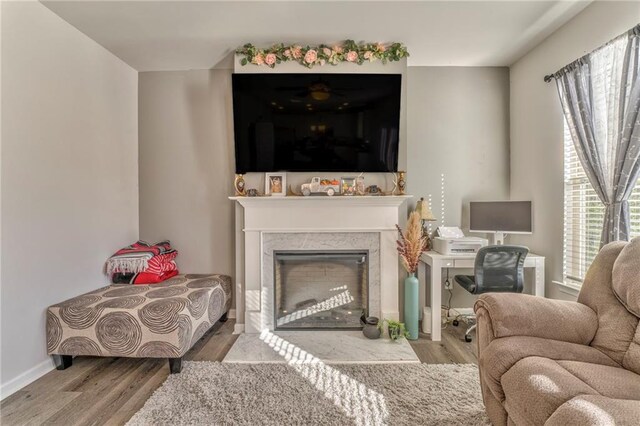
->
563;124;640;284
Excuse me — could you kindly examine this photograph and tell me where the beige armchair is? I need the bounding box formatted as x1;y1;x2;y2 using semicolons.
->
474;237;640;425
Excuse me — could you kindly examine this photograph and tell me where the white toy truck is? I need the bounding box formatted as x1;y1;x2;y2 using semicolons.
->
301;177;340;196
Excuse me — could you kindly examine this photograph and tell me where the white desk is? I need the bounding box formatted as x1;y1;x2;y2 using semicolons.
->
418;251;545;341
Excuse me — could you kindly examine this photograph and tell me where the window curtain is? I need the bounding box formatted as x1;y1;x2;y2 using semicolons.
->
555;25;640;246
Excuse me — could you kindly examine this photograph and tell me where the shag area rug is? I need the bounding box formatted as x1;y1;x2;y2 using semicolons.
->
127;362;489;425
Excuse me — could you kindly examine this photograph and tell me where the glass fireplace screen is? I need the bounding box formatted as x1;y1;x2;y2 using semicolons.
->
274;251;368;330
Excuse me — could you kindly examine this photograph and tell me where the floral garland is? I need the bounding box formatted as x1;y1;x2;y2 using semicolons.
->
236;40;409;68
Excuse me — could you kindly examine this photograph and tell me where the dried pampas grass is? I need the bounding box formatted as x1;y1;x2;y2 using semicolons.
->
396;211;428;274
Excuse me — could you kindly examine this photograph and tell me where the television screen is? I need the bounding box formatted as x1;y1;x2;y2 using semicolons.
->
232;73;401;173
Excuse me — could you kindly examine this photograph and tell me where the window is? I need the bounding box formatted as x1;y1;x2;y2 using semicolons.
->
563;125;640;284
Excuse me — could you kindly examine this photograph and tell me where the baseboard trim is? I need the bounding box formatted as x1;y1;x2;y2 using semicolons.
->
233;323;245;334
0;358;55;401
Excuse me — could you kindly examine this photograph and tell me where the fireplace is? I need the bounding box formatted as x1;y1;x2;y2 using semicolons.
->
274;251;368;330
231;196;409;334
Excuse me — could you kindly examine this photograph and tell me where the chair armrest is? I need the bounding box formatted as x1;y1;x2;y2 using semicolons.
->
474;293;598;345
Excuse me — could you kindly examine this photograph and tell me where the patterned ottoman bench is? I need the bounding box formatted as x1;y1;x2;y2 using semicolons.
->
46;274;231;373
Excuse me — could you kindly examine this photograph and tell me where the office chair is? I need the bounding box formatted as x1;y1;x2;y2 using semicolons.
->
454;245;529;342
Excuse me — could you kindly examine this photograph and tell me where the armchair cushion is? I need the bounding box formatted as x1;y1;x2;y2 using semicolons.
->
546;395;640;426
474;293;598;345
555;360;640;400
501;357;640;426
612;236;640;317
501;357;598;426
578;240;639;366
479;336;618;402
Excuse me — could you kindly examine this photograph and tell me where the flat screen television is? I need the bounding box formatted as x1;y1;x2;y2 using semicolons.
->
232;73;401;173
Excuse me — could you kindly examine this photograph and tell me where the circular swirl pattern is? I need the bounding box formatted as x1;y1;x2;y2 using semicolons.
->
46;311;63;353
177;315;192;354
146;286;189;299
137;298;188;334
187;289;209;319
95;296;145;309
218;276;232;295
137;341;181;358
208;287;226;324
60;305;104;330
96;312;142;355
103;286;150;297
190;321;211;347
158;276;188;286
59;336;102;356
186;278;220;289
55;294;102;308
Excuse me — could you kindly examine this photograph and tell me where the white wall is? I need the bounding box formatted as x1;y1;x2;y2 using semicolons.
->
407;67;511;308
137;63;510;319
510;1;640;301
138;61;408;327
0;1;138;398
138;70;235;281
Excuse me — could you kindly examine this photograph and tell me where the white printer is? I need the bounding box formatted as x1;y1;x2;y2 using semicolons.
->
432;227;488;255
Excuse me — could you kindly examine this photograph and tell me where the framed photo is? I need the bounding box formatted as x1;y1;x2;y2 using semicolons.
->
265;173;286;197
341;177;357;196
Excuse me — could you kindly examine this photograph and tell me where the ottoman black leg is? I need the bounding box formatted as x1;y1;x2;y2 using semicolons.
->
219;311;229;323
53;355;72;370
169;357;182;374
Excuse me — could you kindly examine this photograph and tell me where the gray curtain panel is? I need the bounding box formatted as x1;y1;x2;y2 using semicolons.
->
555;25;640;246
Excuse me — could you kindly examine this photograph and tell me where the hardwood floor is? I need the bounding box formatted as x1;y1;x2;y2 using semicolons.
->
0;320;476;425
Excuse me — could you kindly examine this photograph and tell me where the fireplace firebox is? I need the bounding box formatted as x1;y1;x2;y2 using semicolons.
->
274;251;369;330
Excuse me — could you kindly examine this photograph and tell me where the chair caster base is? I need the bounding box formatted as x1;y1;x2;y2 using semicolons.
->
464;335;473;342
452;320;459;327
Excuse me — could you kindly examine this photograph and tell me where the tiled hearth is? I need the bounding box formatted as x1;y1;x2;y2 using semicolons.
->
223;330;420;364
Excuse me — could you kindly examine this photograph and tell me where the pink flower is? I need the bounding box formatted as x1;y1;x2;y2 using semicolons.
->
292;46;303;59
346;51;358;62
376;43;386;52
265;53;276;66
322;47;332;57
304;49;318;64
252;53;265;65
283;49;292;59
364;51;373;60
333;45;344;54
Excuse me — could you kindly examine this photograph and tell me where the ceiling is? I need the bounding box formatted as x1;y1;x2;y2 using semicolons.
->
42;0;592;72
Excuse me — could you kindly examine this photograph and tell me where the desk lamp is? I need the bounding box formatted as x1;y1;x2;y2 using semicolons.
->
415;197;437;250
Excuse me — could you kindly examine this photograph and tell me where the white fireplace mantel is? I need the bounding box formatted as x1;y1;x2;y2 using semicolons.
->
231;195;412;334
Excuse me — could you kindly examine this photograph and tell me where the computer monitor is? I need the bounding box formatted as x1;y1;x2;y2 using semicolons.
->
469;201;532;245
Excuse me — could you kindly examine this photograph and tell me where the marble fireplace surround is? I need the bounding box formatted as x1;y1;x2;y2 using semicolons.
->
263;232;380;330
231;196;412;334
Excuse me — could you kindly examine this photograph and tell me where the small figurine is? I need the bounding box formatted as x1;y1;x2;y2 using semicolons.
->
234;174;246;196
301;177;340;196
356;175;366;195
367;185;382;195
246;188;259;197
396;171;406;195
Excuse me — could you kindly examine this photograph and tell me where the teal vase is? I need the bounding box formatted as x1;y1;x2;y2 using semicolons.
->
404;273;419;340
